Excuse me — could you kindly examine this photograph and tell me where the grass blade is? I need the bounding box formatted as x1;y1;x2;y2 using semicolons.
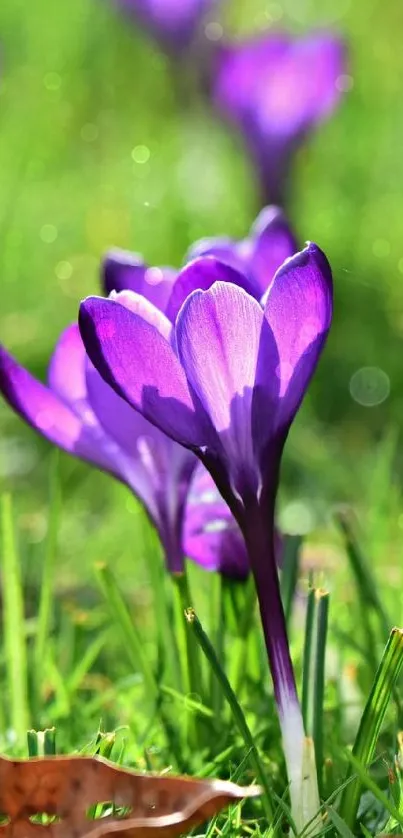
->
228;575;257;697
302;586;329;795
172;570;207;750
1;493;29;743
142;516;182;690
172;570;205;703
94;562;157;702
185;608;274;823
34;451;61;707
342;749;403;828
281;535;302;629
94;562;184;767
336;510;390;640
338;627;403;829
326;805;356;838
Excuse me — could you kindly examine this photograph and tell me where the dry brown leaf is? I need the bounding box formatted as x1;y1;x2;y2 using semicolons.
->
0;754;260;838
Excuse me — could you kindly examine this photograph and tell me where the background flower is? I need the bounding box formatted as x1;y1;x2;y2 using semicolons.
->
213;31;345;204
113;0;216;52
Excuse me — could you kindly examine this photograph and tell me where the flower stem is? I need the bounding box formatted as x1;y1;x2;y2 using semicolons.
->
243;501;320;832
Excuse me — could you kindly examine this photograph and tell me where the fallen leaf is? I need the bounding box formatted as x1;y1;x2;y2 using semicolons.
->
0;754;260;837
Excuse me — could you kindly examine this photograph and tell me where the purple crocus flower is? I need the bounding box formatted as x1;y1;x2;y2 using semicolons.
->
213;31;345;204
79;242;332;820
114;0;215;53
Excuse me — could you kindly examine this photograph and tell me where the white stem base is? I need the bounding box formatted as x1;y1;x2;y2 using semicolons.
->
280;700;321;835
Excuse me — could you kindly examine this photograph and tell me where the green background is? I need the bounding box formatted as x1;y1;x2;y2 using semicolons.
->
1;0;403;585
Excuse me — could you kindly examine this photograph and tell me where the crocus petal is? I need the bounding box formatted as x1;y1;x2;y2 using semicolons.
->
184;239;248;282
185;208;297;301
47;324;95;421
86;359;161;462
214;32;344;140
184;512;249;579
85;354;196;522
85;360;165;523
176;281;279;496
253;34;345;139
86;333;198;571
79;296;208;447
248;206;298;298
214;35;289;118
102;249;176;314
0;345;119;475
184;464;249;579
108;290;173;340
265;242;333;432
166;256;258;322
102;249;147;296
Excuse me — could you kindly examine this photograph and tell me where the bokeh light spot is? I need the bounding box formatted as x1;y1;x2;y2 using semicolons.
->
336;74;354;92
40;224;58;243
349;366;390;406
279;501;315;535
265;3;283;21
131;145;150;164
144;267;164;285
205;22;223;41
55;261;73;280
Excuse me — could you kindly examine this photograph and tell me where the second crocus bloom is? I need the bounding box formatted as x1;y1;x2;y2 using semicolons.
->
213;31;346;204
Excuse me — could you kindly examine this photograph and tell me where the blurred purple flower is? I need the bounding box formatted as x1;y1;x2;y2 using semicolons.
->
79;242;332;813
0;323;195;573
213;31;346;204
104;205;297;304
114;0;215;52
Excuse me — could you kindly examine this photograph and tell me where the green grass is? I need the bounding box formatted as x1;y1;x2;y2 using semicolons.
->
1;451;403;835
1;0;403;834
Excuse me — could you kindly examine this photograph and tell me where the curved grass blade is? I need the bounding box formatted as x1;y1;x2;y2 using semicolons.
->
338;627;403;830
185;608;274;824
